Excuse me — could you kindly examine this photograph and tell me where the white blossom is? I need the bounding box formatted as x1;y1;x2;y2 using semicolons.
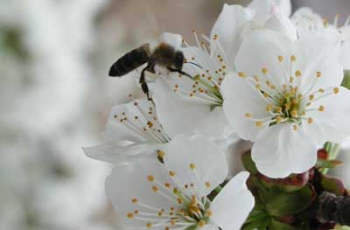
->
222;30;350;178
83;98;171;163
105;135;254;230
292;7;350;69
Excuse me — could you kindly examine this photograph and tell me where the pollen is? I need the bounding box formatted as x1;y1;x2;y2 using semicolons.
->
316;71;322;78
147;175;154;182
157;150;166;159
295;70;301;77
132;198;138;203
278;55;284;62
307;117;313;124
127;213;134;219
152;185;159;192
198;220;206;227
189;163;196;170
245;113;252;118
333;87;339;94
146;223;152;228
318;105;325;112
291;55;296;62
169;171;176;177
255;121;263;127
293;125;298;131
205;182;211;188
262;67;268;75
238;72;246;78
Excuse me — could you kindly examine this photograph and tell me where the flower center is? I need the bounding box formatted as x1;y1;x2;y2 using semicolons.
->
126;152;213;229
241;55;340;130
112;97;171;144
171;32;228;107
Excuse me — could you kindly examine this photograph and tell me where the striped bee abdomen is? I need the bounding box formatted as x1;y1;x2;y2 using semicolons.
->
109;43;151;77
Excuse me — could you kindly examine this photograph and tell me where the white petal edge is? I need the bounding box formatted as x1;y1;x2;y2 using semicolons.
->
211;171;254;230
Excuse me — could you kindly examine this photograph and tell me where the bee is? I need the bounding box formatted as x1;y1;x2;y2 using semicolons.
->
109;42;193;100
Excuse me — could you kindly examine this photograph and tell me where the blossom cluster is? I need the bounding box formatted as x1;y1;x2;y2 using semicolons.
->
84;0;350;229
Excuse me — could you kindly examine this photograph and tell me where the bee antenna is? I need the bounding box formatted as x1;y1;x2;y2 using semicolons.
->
186;61;202;69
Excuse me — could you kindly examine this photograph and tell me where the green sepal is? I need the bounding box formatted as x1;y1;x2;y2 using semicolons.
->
316;159;342;169
321;174;346;196
270;219;296;230
341;70;350;90
265;185;315;217
242;151;258;174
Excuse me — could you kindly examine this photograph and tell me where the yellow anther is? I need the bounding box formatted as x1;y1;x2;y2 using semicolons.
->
295;70;301;77
205;182;211;188
262;67;268;75
157;150;166;159
319;88;325;93
253;75;260;82
189;163;196;170
333;87;339;94
147;175;154;182
293;125;298;131
266;105;272;112
316;71;322;78
309;94;314;101
275;106;282;113
289;76;294;83
245;113;252;118
276;116;283;123
278;55;284;62
146;223;152;228
263;92;269;98
152;185;159;192
291;55;296;62
255;121;263;127
318;105;325;112
127;213;134;219
291;110;298;118
169;171;176;177
132;198;138;203
307;117;313;124
238;72;246;78
206;210;213;217
198;220;206;227
255;84;261;90
147;121;153;128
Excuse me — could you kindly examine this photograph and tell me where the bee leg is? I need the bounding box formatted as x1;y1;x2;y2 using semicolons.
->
167;67;193;79
140;65;152;101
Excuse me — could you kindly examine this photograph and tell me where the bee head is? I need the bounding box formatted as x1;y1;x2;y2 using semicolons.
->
174;51;184;70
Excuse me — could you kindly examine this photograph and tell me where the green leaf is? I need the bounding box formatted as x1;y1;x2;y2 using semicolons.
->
270;219;296;230
265;186;315;217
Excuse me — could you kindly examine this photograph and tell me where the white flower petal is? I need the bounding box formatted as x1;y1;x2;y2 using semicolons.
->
210;4;254;66
105;157;175;229
307;87;350;143
153;78;227;139
235;30;294;89
83;142;162;163
222;72;271;141
294;34;343;93
252;124;317;178
211;172;254;230
264;14;297;41
249;0;292;19
158;32;182;50
340;42;350;69
160;135;228;198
